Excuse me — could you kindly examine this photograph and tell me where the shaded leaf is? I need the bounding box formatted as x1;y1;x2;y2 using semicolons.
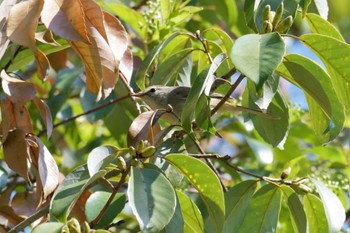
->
0;0;14;61
51;166;106;222
176;190;203;233
310;178;345;232
1;70;36;105
223;180;257;233
165;154;225;232
11;190;39;217
303;194;328;233
36;137;59;199
32;222;65;233
3;129;29;181
128;166;176;232
276;54;344;141
41;0;89;43
280;186;307;233
87;145;119;177
35;29;61;46
0;167;7;190
0;206;25;226
165;193;185;233
85;191;126;229
33;97;53;138
237;184;282;233
34;49;50;81
230;33;285;87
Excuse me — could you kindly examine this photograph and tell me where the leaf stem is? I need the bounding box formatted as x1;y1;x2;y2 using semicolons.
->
195;30;213;63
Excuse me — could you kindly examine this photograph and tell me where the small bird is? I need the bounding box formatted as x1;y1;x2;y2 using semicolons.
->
133;85;273;125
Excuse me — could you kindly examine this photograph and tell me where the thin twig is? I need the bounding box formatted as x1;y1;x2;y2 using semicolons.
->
90;164;131;227
210;73;245;115
8;204;50;233
195;30;213;63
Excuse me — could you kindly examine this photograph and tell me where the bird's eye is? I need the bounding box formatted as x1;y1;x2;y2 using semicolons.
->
150;88;156;93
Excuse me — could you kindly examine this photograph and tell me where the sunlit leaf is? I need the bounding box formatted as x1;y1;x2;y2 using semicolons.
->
310;178;345;232
165;154;225;232
128;166;176;232
303;194;328;233
237;184;282;233
305;13;344;41
230;33;285;87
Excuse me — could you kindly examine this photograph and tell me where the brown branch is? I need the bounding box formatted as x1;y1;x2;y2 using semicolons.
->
195;30;213;64
90;164;131;227
210;73;245;115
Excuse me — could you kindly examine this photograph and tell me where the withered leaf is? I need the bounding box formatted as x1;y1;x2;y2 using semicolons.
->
33;97;53;138
41;0;89;43
3;129;29;182
120;48;133;83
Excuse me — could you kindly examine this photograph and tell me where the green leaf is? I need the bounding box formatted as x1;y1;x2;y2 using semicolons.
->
305;13;344;42
280;186;307;233
152;48;195;86
299;34;350;114
303;194;328;233
87;145;119;177
50;166;106;222
300;0;312;17
136;32;191;90
202;28;234;55
310;178;345;232
176;190;203;233
160;0;171;23
237;184;282;233
165;154;225;232
222;180;257;233
230;33;285;87
181;53;226;131
243;82;289;147
276;54;345;141
244;0;258;32
32;222;65;233
127;166;176;233
165;194;185;233
85;191;126;229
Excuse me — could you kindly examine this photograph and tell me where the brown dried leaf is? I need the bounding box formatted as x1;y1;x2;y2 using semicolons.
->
6;0;43;50
0;98;16;142
47;49;68;72
11;190;38;217
120;48;133;83
1;70;36;105
35;30;61;46
13;103;33;134
41;0;89;43
35;49;50;81
0;206;24;226
36;137;59;199
127;111;160;147
3;129;29;182
80;0;107;41
33;97;53;138
70;22;118;100
0;0;15;60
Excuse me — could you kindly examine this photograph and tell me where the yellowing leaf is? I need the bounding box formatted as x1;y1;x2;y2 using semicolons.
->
3;129;29;182
35;50;50;81
41;0;89;43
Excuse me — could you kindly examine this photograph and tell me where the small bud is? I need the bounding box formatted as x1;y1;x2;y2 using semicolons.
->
262;5;271;22
82;221;90;233
129;146;137;157
272;2;284;28
116;156;127;171
280;167;291;179
141;146;156;158
67;218;80;233
275;16;293;33
262;20;273;33
137;140;145;154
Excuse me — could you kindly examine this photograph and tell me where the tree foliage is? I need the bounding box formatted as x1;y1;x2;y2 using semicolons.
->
0;0;349;232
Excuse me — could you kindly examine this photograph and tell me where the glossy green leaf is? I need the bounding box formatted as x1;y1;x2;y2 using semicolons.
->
165;154;225;232
299;34;350;113
128;166;176;232
136;32;192;90
310;178;345;232
50;166;106;222
181;53;226;131
303;194;328;233
276;54;344;141
237;184;282;233
32;222;65;233
222;180;257;233
280;186;307;233
85;191;125;229
243;82;289;147
244;0;258;32
305;13;344;42
87;145;119;177
230;33;285;87
176;190;203;233
152;48;195;86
